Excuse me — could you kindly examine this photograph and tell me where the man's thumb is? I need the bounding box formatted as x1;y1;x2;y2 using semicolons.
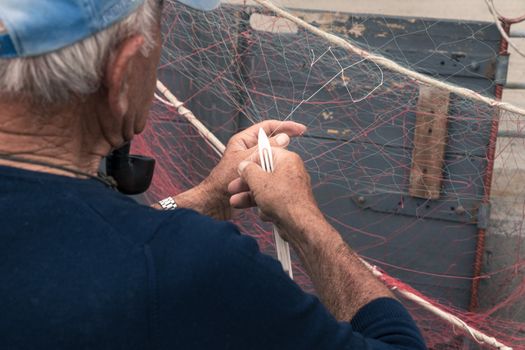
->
238;161;264;183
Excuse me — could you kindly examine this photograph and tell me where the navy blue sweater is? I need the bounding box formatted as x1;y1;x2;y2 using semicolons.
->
0;165;426;349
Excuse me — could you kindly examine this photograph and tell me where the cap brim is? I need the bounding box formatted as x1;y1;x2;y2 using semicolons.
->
177;0;221;11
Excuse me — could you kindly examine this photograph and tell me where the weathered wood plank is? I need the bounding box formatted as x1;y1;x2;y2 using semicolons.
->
409;85;450;199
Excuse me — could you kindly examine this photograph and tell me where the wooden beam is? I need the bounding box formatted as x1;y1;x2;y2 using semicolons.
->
409;85;450;200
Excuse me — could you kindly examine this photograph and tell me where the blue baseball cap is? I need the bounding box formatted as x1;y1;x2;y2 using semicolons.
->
0;0;220;58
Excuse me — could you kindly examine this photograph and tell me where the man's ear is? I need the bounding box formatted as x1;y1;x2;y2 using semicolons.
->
105;35;145;118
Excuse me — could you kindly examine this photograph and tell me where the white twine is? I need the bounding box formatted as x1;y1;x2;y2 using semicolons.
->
361;260;513;350
251;0;525;117
484;0;525;58
156;80;225;157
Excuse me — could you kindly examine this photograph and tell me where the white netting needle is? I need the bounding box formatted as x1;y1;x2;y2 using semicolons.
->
258;128;293;279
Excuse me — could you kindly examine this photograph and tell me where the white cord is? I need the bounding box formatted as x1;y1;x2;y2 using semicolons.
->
484;0;525;58
156;81;225;157
252;0;525;117
361;260;513;350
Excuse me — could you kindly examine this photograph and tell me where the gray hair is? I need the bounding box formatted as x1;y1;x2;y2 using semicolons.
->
0;0;159;103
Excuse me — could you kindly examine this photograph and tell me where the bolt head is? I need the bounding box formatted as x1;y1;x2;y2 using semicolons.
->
455;205;466;215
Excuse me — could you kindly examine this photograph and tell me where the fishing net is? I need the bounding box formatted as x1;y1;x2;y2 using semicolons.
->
133;1;525;348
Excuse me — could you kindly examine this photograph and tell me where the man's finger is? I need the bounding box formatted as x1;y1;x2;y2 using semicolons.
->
268;133;290;148
238;160;265;185
257;120;306;138
230;191;256;209
228;177;250;195
235;120;306;149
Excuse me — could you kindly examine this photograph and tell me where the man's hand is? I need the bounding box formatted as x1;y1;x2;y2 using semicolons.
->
228;148;394;321
228;147;323;243
155;120;306;220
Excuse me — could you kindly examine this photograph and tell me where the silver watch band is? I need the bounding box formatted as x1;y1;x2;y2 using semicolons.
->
158;196;178;210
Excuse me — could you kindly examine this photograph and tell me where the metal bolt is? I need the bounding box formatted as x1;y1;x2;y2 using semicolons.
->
455;205;466;215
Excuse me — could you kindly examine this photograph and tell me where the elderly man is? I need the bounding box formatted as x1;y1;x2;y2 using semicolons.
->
0;0;426;349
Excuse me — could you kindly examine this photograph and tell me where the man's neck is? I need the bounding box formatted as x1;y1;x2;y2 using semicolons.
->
0;99;112;178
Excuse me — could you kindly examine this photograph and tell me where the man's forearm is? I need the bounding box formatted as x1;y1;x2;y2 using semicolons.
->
280;206;394;322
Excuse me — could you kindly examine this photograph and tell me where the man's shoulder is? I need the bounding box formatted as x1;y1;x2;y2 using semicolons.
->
82;189;247;251
147;207;260;267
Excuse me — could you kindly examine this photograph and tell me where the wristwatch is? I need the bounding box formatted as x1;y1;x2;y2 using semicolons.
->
158;196;178;210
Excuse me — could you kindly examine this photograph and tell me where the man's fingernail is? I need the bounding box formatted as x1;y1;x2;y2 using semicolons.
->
276;133;289;146
238;161;249;174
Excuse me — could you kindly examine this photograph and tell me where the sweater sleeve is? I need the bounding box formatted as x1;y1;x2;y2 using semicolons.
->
149;210;427;350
